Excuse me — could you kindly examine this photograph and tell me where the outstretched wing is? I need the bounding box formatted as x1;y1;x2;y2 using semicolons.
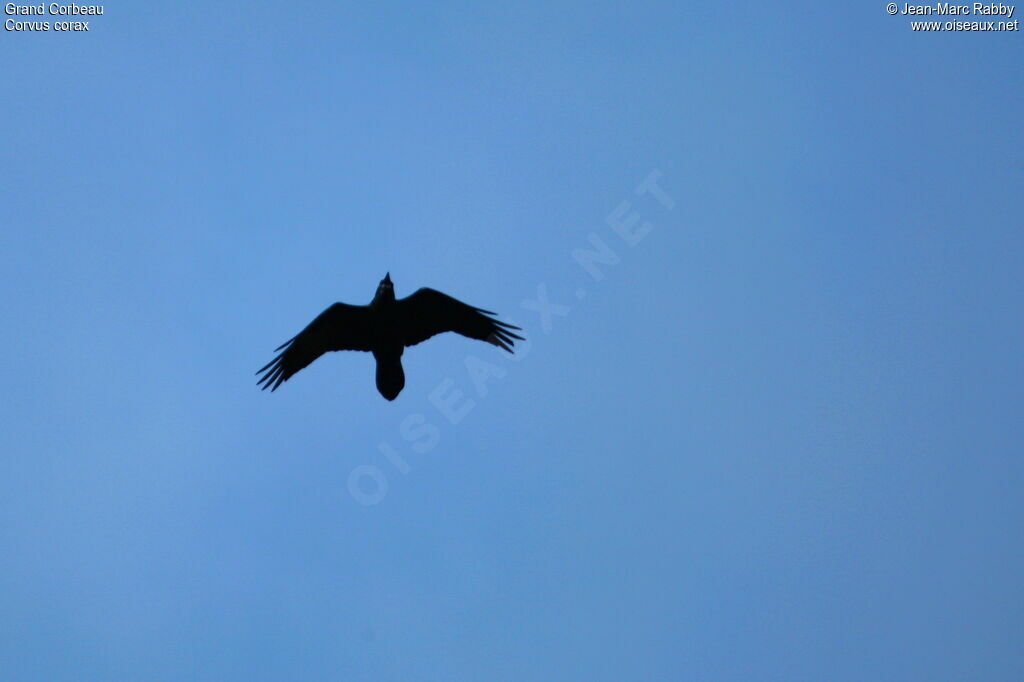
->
396;288;523;352
257;303;374;391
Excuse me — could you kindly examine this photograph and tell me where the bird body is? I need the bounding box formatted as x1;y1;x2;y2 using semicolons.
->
257;273;523;400
367;284;406;399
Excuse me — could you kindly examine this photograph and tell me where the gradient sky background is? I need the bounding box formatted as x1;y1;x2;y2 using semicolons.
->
2;2;1022;680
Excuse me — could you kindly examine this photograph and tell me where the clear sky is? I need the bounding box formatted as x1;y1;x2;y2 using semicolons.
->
2;2;1022;680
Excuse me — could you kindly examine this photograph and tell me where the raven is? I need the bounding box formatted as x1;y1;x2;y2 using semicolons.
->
256;273;524;400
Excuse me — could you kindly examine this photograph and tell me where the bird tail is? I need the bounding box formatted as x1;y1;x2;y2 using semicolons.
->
375;355;405;401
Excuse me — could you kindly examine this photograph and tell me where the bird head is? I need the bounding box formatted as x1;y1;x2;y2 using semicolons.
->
375;272;395;302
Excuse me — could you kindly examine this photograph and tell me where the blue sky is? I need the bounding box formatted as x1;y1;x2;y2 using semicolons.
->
2;2;1022;680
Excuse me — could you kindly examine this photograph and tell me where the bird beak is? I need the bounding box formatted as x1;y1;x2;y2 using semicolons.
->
384;272;392;284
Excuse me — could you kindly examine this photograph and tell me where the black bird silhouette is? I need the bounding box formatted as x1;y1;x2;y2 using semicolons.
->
257;273;524;400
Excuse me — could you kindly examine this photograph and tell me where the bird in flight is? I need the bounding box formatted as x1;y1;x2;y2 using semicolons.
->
256;273;524;400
